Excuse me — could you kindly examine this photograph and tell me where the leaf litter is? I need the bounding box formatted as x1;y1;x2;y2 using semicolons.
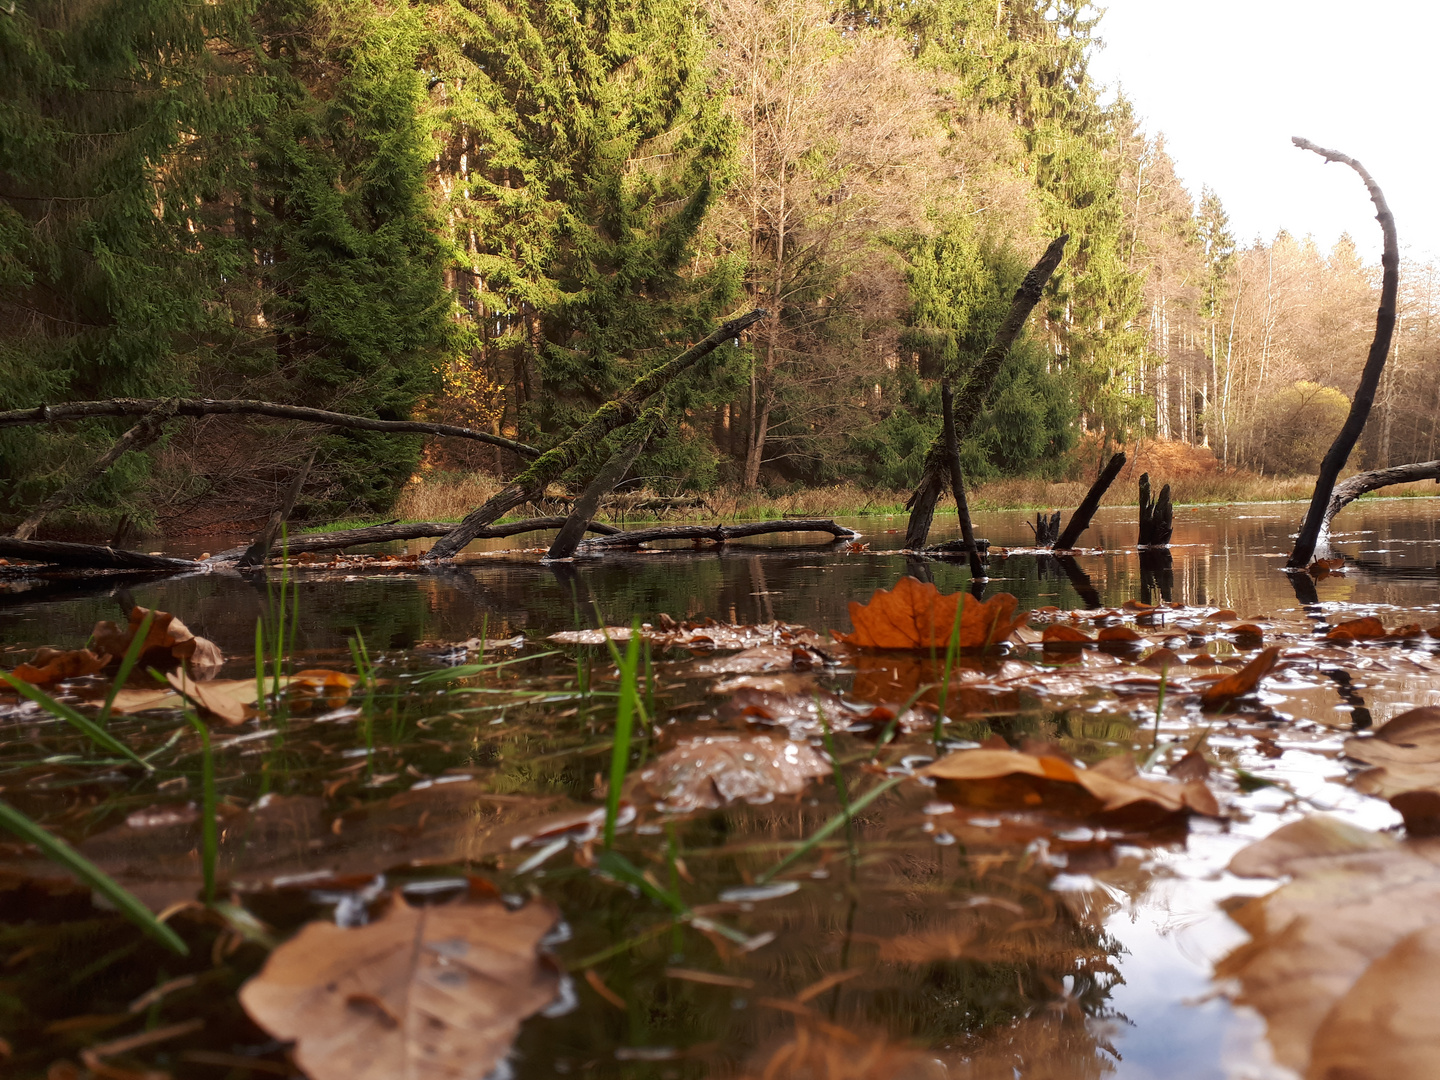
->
2;566;1440;1078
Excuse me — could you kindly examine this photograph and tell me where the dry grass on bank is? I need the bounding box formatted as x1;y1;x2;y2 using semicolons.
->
386;469;1438;526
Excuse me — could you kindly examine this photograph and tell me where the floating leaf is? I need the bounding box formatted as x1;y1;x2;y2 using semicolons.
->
1344;708;1440;834
10;648;109;686
833;577;1027;651
1219;816;1440;1078
1199;647;1280;710
93;606;223;678
239;893;560;1080
920;745;1218;823
1042;624;1093;649
1325;616;1388;642
1308;556;1346;577
166;671;249;726
630;735;830;812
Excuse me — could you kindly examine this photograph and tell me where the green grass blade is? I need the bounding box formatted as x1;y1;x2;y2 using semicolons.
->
603;624;642;848
184;714;218;905
935;593;964;747
254;617;266;718
595;849;686;915
756;776;903;884
0;799;188;955
99;610;154;728
1;673;152;771
413;651;558;684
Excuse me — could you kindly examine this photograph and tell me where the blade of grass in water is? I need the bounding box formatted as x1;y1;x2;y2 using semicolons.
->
254;617;266;719
1;673;152;771
934;593;964;747
756;776;904;885
0;799;188;955
183;712;218;904
603;622;643;847
413;651;559;684
98;609;154;728
813;695;854;863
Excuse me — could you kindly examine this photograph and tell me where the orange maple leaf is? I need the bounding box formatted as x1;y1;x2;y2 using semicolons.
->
833;577;1027;651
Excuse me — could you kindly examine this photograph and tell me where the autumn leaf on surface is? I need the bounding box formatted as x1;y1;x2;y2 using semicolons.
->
290;669;357;710
1218;816;1440;1079
9;648;109;686
1324;616;1389;642
833;577;1027;651
1041;624;1093;649
165;671;249;726
919;745;1218;823
630;735;830;812
1198;647;1280;710
93;606;223;678
240;893;560;1080
1344;708;1440;834
1307;556;1346;578
547;626;636;646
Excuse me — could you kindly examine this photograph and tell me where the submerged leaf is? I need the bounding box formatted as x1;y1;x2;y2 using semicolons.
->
240;894;560;1080
834;577;1027;651
631;735;830;812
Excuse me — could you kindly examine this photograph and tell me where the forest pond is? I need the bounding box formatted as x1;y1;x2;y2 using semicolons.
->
2;499;1439;1080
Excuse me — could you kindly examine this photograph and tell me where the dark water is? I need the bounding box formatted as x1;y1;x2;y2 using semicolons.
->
1;498;1437;1079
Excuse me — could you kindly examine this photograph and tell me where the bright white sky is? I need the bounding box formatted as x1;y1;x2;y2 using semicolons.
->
1086;0;1438;264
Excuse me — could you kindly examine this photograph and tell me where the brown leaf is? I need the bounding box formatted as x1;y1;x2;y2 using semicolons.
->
1218;816;1440;1078
1139;647;1182;670
92;607;223;678
919;746;1218;822
1199;647;1280;709
1308;556;1346;577
290;669;356;709
1325;616;1388;642
10;648;110;686
239;894;559;1080
1228;623;1265;641
1344;708;1440;834
834;577;1027;651
1096;625;1144;643
630;735;830;812
165;671;249;726
1041;624;1093;649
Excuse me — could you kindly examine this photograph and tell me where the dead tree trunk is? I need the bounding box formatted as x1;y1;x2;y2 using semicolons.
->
238;451;315;569
1054;452;1126;550
423;309;765;562
1287;138;1400;569
1029;512;1062;546
1322;459;1440;535
11;401;178;540
1137;472;1174;547
0;398;539;457
0;539;200;571
579;518;858;550
939;380;985;578
904;235;1068;549
546;412;661;561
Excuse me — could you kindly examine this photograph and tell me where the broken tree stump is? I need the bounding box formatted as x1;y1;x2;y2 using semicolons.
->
904;235;1068;549
423;308;765;562
238;451;315;569
1028;511;1062;547
938;380;985;578
1137;472;1174;547
1053;452;1126;550
1287;138;1400;569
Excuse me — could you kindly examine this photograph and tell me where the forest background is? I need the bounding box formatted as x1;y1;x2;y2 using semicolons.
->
4;0;1436;536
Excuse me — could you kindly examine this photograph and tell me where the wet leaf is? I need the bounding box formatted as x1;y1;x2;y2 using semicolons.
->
10;648;110;686
1042;624;1093;649
833;577;1027;651
1344;708;1440;833
694;645;810;676
1308;556;1346;577
165;671;249;726
93;607;223;678
1198;647;1280;709
1219;816;1440;1078
1325;616;1389;642
290;669;356;709
239;893;560;1080
919;745;1218;822
547;627;635;646
630;735;830;812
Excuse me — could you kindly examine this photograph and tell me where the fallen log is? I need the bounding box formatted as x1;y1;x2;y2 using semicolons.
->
904;234;1068;549
0;539;201;571
579;518;859;551
546;411;661;561
1287;138;1400;568
939;380;986;578
1322;459;1440;535
1137;472;1174;547
423;308;766;562
1054;452;1126;550
0;398;539;458
205;516;625;562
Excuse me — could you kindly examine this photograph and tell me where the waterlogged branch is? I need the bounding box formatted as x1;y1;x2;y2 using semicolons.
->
0;398;541;458
1287;138;1400;569
1321;460;1440;536
904;234;1068;549
423;309;766;562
